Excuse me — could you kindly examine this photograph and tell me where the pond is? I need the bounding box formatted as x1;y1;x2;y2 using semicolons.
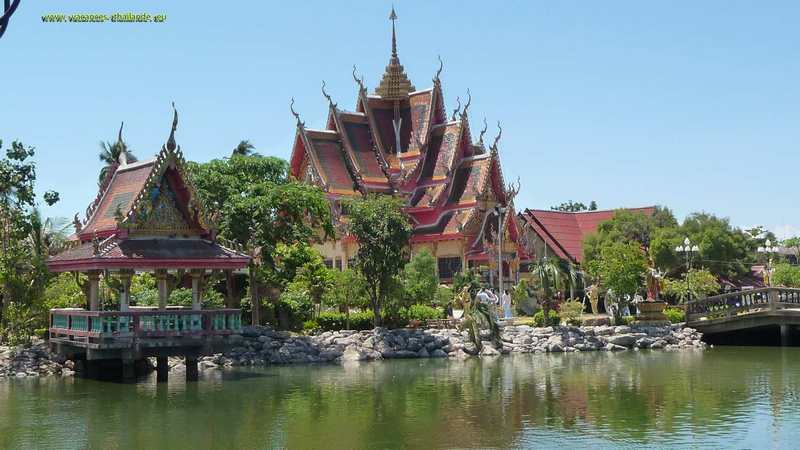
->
1;347;799;449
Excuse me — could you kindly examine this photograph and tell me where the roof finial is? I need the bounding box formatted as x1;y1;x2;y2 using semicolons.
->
390;6;398;58
434;55;443;83
290;97;304;128
352;65;366;92
321;80;336;108
461;89;472;119
451;96;461;121
491;121;503;151
478;116;488;145
166;102;178;151
117;121;128;166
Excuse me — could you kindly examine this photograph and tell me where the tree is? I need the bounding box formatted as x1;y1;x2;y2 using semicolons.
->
232;140;258;157
531;257;563;322
0;139;59;326
772;264;800;288
324;269;369;329
662;269;720;303
783;237;800;262
403;249;438;306
188;155;333;325
98;126;137;184
583;207;677;265
585;241;647;321
551;200;595;212
346;195;412;327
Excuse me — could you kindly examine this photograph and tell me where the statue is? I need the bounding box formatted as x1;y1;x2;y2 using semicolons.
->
645;257;663;301
585;284;600;315
73;213;83;233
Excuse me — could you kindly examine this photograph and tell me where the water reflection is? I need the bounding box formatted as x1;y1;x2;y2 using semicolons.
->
2;348;800;449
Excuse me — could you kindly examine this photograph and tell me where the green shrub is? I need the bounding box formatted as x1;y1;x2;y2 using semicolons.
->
317;311;375;331
533;309;560;327
401;304;444;322
619;315;635;326
559;300;584;326
0;302;37;346
664;307;685;324
303;320;319;332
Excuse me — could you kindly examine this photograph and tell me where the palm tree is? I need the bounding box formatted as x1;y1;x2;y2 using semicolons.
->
232;140;256;157
27;210;71;259
98;122;137;184
532;257;563;323
558;259;584;301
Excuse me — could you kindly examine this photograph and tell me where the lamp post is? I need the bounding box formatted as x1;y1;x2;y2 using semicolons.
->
757;239;779;286
675;237;700;302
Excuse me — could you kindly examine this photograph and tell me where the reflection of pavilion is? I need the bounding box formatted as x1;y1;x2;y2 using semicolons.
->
46;107;249;382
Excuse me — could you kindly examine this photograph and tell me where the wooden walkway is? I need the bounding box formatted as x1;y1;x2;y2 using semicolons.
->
686;287;800;335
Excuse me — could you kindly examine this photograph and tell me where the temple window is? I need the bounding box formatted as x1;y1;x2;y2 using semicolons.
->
324;259;333;269
437;256;462;280
334;258;343;271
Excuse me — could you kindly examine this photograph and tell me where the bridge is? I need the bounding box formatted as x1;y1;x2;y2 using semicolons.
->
686;287;800;343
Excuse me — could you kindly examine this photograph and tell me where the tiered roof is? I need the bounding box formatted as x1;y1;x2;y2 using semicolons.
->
519;207;657;262
288;10;522;257
48;107;249;272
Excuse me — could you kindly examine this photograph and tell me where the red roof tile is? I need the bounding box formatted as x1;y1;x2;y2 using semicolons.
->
82;161;155;234
522;207;656;262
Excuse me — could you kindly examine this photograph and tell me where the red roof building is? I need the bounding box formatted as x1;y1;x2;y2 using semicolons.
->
289;10;526;285
519;207;657;263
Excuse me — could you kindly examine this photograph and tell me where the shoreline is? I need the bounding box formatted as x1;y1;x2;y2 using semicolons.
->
0;324;705;379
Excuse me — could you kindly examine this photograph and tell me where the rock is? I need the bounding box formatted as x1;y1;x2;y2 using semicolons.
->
607;334;642;347
431;349;448;358
479;346;500;356
605;343;628;351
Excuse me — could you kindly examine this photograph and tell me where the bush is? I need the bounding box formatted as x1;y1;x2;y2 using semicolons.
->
533;309;560;327
664;307;685;324
559;300;584;326
303;320;319;332
401;304;444;322
0;302;37;346
619;315;635;326
317;311;375;331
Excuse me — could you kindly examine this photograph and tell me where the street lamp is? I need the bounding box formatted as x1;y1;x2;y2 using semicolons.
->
675;238;700;301
757;239;779;286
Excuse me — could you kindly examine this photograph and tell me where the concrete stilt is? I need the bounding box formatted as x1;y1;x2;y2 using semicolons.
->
86;360;100;380
780;325;791;346
185;357;199;382
122;359;136;382
156;357;169;382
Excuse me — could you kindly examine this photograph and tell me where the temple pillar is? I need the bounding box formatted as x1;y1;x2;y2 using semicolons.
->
155;269;168;311
118;270;133;312
190;269;204;311
87;270;101;311
225;269;237;309
156;356;169;383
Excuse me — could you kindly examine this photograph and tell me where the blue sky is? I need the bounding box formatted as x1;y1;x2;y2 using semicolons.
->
2;1;798;238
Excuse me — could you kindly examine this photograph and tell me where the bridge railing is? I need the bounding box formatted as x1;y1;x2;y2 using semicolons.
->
686;287;800;324
49;308;242;346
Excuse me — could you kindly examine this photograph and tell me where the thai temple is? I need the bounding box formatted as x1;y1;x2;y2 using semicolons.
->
288;9;527;287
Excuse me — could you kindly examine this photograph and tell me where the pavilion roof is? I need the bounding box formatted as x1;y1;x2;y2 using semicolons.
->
48;105;250;272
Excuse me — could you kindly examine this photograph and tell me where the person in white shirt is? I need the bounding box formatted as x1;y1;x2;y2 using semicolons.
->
501;290;513;320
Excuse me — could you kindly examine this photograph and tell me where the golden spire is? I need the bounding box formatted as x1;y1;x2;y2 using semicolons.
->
374;7;414;99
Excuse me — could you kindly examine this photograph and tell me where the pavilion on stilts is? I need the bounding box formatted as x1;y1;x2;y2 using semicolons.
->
46;105;250;382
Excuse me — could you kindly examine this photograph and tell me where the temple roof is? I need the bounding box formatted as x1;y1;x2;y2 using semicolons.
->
49;106;250;272
288;9;516;252
519;207;657;262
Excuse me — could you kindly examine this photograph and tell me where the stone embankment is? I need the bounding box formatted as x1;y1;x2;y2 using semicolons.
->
0;325;705;377
0;340;73;378
198;324;705;369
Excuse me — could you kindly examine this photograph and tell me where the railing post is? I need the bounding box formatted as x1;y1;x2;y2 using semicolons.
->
769;288;778;312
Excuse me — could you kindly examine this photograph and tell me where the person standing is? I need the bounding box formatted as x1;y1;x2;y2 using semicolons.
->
502;290;513;320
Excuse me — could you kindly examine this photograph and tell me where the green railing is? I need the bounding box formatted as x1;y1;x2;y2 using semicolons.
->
49;308;242;342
